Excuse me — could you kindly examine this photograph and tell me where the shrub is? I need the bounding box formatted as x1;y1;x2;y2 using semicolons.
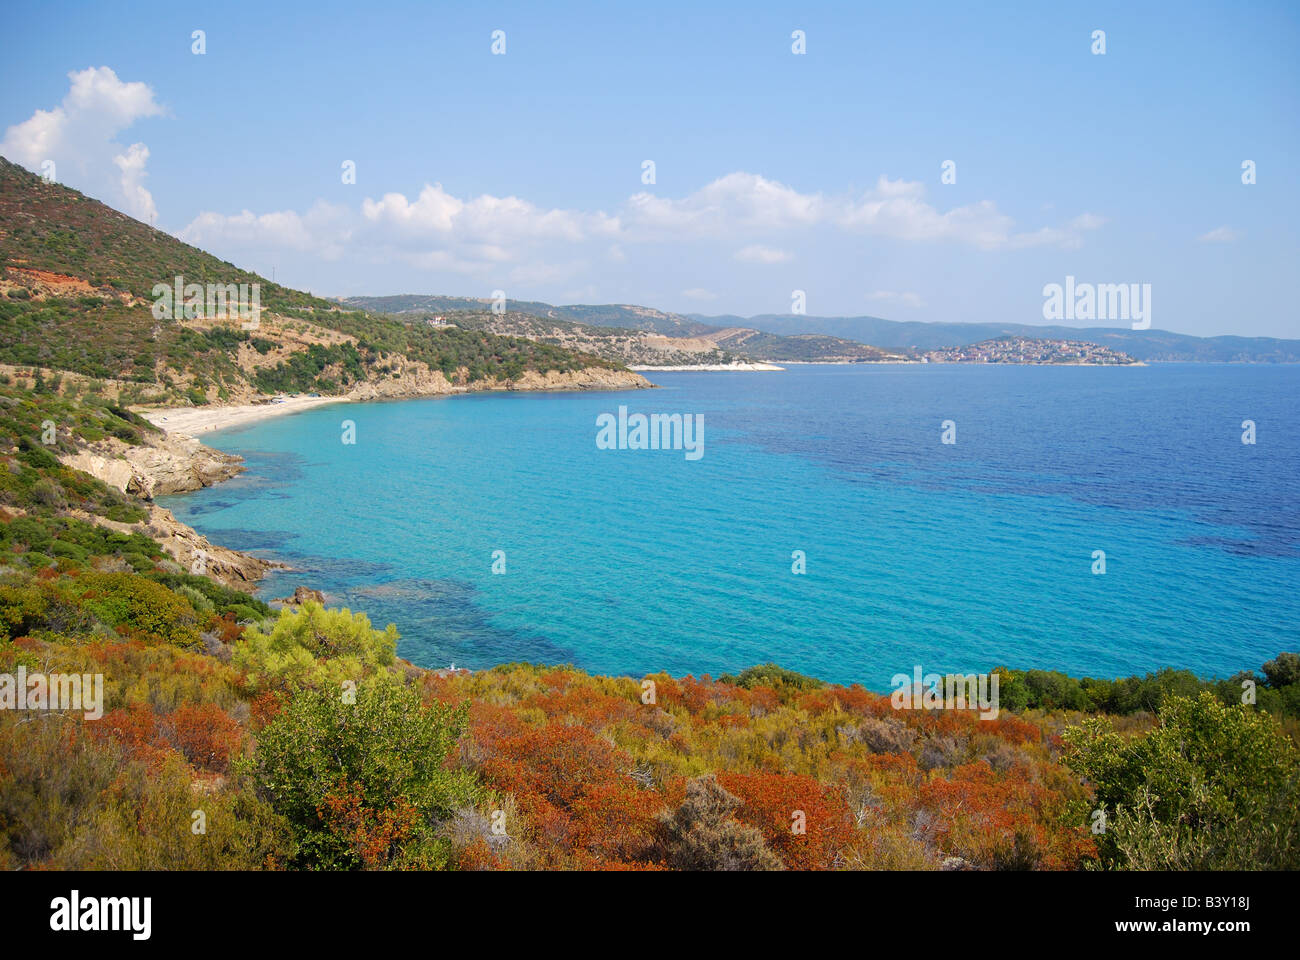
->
232;602;398;689
46;754;294;870
168;702;242;773
720;662;824;692
77;572;201;648
1263;652;1300;689
1064;693;1300;869
655;775;782;871
251;676;477;869
0;714;122;863
717;772;854;870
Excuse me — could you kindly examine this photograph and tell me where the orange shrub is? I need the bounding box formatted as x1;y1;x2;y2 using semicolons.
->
249;689;285;730
317;778;423;870
168;702;241;772
91;703;167;765
718;772;854;870
917;761;1093;870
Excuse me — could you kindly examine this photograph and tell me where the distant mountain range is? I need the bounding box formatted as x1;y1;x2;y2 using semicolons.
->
688;314;1300;363
342;294;1300;363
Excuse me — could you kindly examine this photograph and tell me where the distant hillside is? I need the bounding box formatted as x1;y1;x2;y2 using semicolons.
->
346;294;1297;364
697;314;1300;363
344;296;906;364
0;157;643;406
385;309;744;367
343;295;715;337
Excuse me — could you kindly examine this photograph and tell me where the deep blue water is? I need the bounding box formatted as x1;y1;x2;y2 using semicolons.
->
159;364;1300;688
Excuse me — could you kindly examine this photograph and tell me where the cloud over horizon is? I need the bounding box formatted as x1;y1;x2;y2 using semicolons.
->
176;172;1105;289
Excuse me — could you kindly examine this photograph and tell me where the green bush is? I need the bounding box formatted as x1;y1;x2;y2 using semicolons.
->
251;676;478;869
1064;693;1300;869
719;663;824;692
77;571;201;648
233;601;398;689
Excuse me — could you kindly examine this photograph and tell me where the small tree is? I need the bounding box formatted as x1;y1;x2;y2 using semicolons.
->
1262;652;1300;690
252;676;477;869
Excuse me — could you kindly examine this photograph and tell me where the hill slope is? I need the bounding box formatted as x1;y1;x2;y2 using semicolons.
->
343;294;716;337
0;157;647;406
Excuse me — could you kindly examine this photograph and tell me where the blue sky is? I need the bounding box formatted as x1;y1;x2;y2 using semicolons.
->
2;0;1297;337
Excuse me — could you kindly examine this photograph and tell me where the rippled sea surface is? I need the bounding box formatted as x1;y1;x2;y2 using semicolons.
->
159;364;1300;688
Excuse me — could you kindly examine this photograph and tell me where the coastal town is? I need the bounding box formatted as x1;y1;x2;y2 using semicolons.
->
918;336;1140;365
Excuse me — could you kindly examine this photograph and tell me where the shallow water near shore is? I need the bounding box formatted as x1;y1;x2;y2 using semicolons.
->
159;363;1300;688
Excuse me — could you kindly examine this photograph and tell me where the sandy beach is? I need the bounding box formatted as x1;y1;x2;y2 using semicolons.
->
139;395;350;436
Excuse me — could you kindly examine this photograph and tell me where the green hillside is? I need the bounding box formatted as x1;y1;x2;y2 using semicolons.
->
344;295;905;363
0;157;629;404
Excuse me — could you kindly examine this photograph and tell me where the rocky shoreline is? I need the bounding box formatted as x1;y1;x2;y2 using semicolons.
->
343;363;651;401
62;366;651;591
60;431;247;498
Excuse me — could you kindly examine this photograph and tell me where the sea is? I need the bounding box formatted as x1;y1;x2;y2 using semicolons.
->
158;363;1300;689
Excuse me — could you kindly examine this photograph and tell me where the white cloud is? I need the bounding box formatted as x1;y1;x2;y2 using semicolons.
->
866;290;926;308
1070;213;1107;231
734;244;792;264
682;288;718;301
837;177;1104;250
628;172;823;235
361;182;618;244
1198;225;1241;244
1;66;163;222
625;172;1100;251
175;170;1105;299
180;202;352;260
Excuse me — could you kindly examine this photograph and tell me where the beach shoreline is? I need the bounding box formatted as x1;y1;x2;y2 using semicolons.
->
138;395;351;436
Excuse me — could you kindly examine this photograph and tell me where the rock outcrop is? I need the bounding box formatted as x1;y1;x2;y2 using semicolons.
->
343;358;651;401
60;430;245;498
272;585;326;606
69;505;277;588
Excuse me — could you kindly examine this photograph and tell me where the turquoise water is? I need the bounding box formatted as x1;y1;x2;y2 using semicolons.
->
160;364;1299;688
